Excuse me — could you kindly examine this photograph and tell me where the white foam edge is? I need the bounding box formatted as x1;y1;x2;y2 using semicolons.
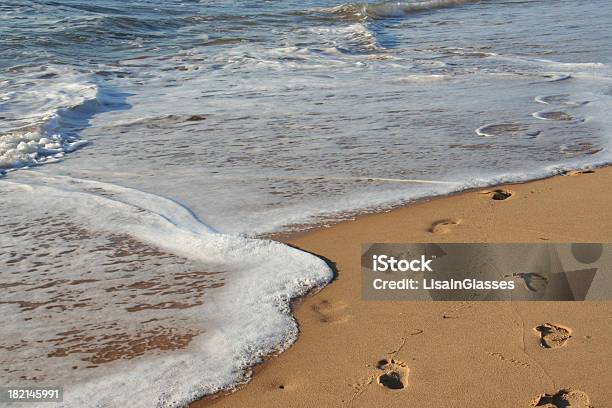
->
1;173;333;408
475;123;495;137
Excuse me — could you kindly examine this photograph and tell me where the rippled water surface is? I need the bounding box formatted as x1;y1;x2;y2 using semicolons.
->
2;0;612;231
1;0;612;406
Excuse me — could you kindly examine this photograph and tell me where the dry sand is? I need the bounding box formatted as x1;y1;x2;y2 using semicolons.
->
194;167;612;408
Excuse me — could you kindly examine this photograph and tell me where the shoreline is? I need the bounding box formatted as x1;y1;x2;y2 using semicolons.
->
192;166;612;407
261;166;606;243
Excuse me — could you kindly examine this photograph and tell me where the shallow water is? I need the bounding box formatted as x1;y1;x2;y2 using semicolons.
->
1;0;612;406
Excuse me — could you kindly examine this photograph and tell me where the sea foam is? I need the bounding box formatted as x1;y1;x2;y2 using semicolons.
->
0;172;333;407
3;1;612;405
0;67;129;172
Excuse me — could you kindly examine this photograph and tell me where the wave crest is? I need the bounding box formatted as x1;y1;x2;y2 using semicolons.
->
324;0;479;20
0;69;130;173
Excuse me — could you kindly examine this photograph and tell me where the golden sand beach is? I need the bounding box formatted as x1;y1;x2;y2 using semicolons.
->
194;167;612;408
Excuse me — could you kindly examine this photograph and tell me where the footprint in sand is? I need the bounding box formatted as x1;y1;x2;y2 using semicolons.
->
483;189;513;201
560;142;603;157
475;123;533;138
531;388;593;407
310;299;349;324
533;110;576;122
535;94;590;107
429;218;461;234
376;359;409;391
534;323;572;349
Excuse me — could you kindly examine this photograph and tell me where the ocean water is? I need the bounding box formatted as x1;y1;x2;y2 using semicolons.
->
1;0;611;406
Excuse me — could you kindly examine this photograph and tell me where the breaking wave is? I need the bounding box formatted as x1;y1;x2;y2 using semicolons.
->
0;68;130;173
323;0;480;21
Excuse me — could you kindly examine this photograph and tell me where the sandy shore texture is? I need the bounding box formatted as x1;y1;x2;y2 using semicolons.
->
194;167;612;408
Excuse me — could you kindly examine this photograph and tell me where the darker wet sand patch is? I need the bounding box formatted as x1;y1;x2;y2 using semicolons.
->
47;327;200;365
1;216;225;382
186;114;207;121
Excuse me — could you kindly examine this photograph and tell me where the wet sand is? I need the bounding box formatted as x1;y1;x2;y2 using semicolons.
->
194;167;612;408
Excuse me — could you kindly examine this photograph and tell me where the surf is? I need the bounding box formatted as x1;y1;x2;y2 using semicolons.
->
0;172;333;407
323;0;480;21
